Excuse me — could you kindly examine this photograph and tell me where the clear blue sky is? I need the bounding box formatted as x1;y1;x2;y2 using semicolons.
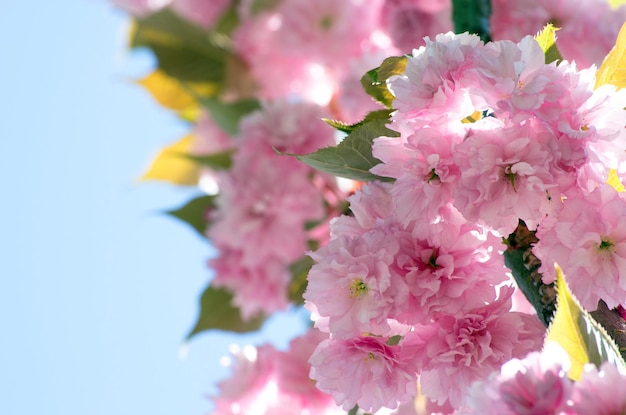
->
0;1;308;414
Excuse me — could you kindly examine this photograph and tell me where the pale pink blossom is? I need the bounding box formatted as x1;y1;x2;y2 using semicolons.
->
404;286;545;408
212;331;344;415
391;219;507;324
535;185;626;310
453;121;558;235
309;335;419;412
379;0;452;53
304;229;404;338
491;0;626;68
457;342;573;414
388;32;487;125
569;361;626;414
171;0;230;27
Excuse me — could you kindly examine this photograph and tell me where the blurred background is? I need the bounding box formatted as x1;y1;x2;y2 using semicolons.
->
0;1;307;414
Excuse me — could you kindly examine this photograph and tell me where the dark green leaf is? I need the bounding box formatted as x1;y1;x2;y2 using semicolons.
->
503;221;556;326
288;255;314;305
199;98;261;135
183;150;234;170
292;119;399;182
187;285;266;339
166;194;216;237
452;0;492;42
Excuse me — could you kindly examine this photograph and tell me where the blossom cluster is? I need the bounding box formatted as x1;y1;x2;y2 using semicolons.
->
459;342;626;414
305;31;626;412
114;0;626;413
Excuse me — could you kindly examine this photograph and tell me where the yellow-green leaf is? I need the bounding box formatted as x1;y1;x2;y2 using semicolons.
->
546;264;626;380
607;168;625;192
534;23;563;64
140;135;200;185
137;70;218;113
596;21;626;90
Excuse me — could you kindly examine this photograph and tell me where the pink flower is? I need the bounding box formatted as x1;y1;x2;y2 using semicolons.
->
304;229;403;338
379;0;452;53
212;331;344;415
535;185;626;310
170;0;230;27
404;286;545;408
569;361;626;414
388;32;487;125
309;335;419;412
453;120;558;235
391;218;507;324
458;342;573;414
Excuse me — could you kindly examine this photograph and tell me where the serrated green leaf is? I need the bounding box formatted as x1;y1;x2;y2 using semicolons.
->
198;98;261;135
183;150;234;170
131;9;228;83
546;264;626;380
293;119;399;182
166;194;216;237
534;24;563;64
324;109;395;134
288;255;314;305
452;0;492;42
503;221;556;326
360;57;407;108
187;285;266;339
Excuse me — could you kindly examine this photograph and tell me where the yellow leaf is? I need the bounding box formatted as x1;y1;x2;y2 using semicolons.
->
140;135;200;185
137;70;218;113
534;23;562;64
595;21;626;89
607;168;625;192
546;265;590;380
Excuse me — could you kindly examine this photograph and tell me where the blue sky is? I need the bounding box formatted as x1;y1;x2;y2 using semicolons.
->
0;1;308;414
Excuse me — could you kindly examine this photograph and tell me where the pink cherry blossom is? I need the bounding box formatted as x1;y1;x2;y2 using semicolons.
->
457;342;573;414
304;229;404;338
403;286;545;408
309;334;419;413
569;360;626;414
453;120;558;235
388;32;487;125
171;0;230;27
535;185;626;310
379;0;452;53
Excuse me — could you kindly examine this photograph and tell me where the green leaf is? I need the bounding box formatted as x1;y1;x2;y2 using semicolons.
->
131;9;228;83
546;265;626;380
386;335;403;346
324;109;395;134
249;0;283;16
287;255;314;305
360;57;407;108
534;24;563;65
452;0;492;42
199;98;261;135
187;285;266;339
166;194;216;237
183;150;234;170
292;118;400;182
